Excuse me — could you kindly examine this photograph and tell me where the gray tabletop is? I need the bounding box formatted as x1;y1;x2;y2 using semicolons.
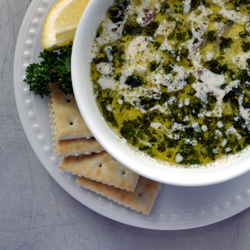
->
2;0;250;249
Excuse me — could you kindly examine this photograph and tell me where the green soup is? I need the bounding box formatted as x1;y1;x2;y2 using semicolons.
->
90;0;250;166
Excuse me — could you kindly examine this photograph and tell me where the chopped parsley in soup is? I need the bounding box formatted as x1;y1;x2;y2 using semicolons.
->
90;0;250;166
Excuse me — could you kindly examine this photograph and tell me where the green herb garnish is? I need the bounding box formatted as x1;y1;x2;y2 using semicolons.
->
24;42;73;97
160;2;170;14
205;30;216;42
239;31;249;38
220;37;233;51
242;41;250;52
125;75;145;88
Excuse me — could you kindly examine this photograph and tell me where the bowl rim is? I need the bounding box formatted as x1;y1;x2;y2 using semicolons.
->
71;0;250;187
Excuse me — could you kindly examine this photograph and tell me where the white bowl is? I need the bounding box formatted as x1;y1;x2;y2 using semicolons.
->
72;0;250;186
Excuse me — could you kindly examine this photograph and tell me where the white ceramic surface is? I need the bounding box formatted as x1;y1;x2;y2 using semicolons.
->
14;0;250;230
72;0;250;186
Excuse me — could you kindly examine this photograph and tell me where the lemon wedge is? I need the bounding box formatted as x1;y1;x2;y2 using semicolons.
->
41;0;90;51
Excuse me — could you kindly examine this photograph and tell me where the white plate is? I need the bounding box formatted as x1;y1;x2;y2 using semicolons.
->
14;0;250;230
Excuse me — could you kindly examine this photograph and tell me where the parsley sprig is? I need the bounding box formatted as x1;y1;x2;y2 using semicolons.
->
24;42;73;97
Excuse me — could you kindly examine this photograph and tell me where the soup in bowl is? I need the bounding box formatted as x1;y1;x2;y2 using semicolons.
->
72;0;250;186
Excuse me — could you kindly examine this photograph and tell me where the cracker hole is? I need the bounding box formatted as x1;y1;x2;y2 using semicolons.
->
122;170;126;175
66;99;71;103
138;193;143;197
69;121;74;126
99;164;102;168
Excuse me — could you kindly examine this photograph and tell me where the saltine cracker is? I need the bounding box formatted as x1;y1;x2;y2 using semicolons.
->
76;176;161;215
59;152;139;192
